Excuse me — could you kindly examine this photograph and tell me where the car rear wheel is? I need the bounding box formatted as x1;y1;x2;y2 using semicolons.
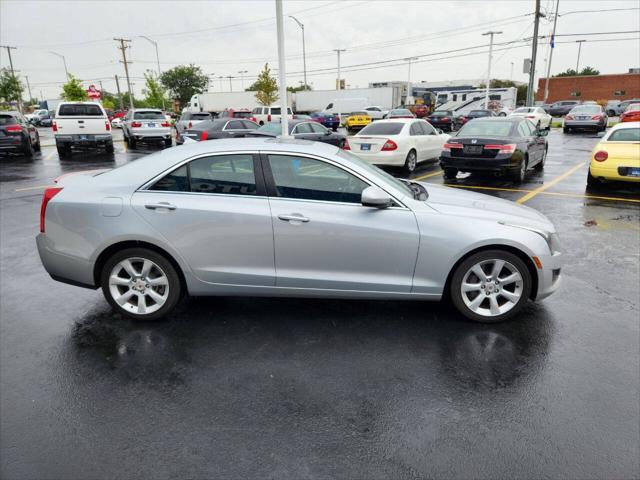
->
563;127;570;134
534;148;546;171
450;250;532;323
164;138;172;148
443;167;458;180
101;248;182;321
404;149;417;173
128;136;137;149
56;145;70;158
22;138;34;157
512;158;527;183
105;142;114;154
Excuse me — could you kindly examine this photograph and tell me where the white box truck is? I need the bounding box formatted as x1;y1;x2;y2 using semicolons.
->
188;91;293;114
293;87;403;113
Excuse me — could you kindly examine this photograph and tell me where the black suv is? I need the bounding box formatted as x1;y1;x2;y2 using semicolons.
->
0;111;41;157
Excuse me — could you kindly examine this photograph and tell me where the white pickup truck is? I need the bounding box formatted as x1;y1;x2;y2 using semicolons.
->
53;102;113;157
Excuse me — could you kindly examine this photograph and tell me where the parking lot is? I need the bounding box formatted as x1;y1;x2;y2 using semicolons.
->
0;127;638;478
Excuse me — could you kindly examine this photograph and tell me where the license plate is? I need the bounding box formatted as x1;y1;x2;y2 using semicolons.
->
577;116;588;121
147;123;155;127
360;144;371;151
464;145;483;154
629;167;640;177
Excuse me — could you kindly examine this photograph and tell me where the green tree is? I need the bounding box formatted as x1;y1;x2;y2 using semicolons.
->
121;92;148;109
554;66;600;77
142;70;168;109
61;75;88;101
159;64;208;107
287;83;312;93
253;63;279;106
0;69;23;104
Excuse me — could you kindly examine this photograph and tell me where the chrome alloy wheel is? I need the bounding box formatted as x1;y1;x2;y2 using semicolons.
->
460;259;524;318
108;257;169;315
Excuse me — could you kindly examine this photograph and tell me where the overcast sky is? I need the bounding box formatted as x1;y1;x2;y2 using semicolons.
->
1;0;638;100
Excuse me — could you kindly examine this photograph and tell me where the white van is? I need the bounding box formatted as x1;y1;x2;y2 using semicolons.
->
251;106;294;125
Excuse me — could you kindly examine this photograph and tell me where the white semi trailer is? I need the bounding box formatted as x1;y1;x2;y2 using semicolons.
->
293;86;403;113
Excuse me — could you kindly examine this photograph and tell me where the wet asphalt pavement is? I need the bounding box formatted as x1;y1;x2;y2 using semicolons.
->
1;128;639;479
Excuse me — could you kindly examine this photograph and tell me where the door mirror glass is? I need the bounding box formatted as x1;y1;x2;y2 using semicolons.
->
361;186;392;209
538;129;549;137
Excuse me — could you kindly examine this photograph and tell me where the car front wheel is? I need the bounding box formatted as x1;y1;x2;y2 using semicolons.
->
450;250;532;323
101;248;182;321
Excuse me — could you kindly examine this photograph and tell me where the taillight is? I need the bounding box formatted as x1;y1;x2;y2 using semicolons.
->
342;139;350;150
594;150;608;162
565;115;574;120
267;114;272;122
442;117;450;122
250;117;257;122
131;121;142;128
105;120;111;131
591;115;603;120
188;121;192;128
201;131;208;141
485;144;517;154
381;139;398;151
40;187;63;233
52;121;58;132
5;125;22;133
442;142;462;152
161;121;170;127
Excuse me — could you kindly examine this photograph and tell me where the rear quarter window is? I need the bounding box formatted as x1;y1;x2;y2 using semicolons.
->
607;128;640;142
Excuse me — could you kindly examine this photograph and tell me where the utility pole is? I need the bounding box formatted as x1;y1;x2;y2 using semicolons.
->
575;40;586;72
289;15;307;89
227;76;234;92
333;49;345;90
218;76;224;91
404;57;418;105
49;51;69;79
25;75;33;102
526;0;542;106
482;31;502;110
114;38;134;110
543;0;560;103
114;74;124;110
99;80;103;93
238;70;248;89
275;0;291;138
139;36;165;111
1;45;21;111
510;61;514;81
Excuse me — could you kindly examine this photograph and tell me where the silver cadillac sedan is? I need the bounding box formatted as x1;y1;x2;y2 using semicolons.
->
37;137;561;323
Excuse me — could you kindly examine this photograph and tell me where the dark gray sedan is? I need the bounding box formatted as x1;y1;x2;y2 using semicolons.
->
248;120;346;147
177;119;259;144
562;105;608;133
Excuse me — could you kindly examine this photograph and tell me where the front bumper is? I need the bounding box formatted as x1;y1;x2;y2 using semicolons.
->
535;251;562;300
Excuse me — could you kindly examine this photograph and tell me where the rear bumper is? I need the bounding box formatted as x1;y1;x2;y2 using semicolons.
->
36;234;97;289
130;128;172;141
349;149;408;167
440;154;519;173
55;134;112;147
0;135;25;151
590;164;640;182
564;120;605;129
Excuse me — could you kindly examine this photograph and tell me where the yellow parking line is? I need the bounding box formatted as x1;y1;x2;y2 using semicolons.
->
15;184;55;192
442;183;640;204
414;170;442;180
45;150;55;161
516;162;585;204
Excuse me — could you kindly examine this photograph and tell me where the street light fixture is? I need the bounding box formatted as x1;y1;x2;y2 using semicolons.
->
49;51;69;79
481;31;503;110
289;15;307;89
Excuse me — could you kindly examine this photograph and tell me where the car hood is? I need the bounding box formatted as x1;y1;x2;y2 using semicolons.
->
420;183;555;232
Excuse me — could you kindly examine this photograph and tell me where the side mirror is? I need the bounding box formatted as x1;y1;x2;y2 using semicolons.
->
538;129;549;136
361;186;392;209
325;129;332;135
436;128;443;135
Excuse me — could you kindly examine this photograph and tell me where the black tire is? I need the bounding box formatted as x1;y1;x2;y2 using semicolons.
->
443;167;458;180
586;168;598;188
101;247;182;321
128;136;137;149
105;142;114;154
607;109;615;117
57;145;70;158
22;138;34;158
403;149;417;174
450;249;532;323
563;127;569;134
534;148;546;171
164;138;172;148
34;134;41;152
512;157;527;184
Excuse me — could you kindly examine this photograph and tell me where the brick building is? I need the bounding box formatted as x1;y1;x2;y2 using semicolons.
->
536;73;640;103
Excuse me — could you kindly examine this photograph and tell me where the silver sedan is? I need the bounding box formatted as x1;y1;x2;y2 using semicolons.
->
37;138;562;323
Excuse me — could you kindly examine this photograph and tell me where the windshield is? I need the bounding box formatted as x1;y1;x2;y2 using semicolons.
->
134;111;165;120
468;110;491;117
514;108;534;113
570;106;600;114
457;120;513;137
336;149;414;198
430;111;452;117
358;123;404;135
607;128;640;142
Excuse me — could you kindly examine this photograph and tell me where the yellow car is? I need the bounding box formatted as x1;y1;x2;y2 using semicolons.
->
588;121;640;186
345;111;372;131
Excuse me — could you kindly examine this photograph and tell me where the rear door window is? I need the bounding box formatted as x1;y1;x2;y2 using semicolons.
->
190;154;256;195
241;120;258;130
409;123;422;136
293;122;313;134
225;120;245;130
271;108;282;115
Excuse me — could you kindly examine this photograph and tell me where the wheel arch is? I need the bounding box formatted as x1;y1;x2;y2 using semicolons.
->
442;244;539;301
93;240;188;293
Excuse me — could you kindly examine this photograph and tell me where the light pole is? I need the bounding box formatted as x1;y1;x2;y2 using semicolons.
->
238;70;248;89
227;76;234;92
333;48;346;126
289;15;307;89
543;0;560;103
218;76;224;91
481;31;502;110
575;40;586;72
275;0;291;138
139;35;165;111
526;0;543;106
404;57;418;105
49;51;69;79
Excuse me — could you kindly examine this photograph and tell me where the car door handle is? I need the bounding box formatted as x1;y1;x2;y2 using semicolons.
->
145;202;177;211
278;214;310;223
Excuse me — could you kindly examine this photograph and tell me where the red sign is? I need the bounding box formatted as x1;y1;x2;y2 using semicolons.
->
87;84;101;100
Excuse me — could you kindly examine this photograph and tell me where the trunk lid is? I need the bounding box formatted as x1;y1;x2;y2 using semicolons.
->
349;135;397;153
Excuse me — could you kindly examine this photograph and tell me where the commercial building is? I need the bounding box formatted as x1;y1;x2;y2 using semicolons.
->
535;72;640;103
